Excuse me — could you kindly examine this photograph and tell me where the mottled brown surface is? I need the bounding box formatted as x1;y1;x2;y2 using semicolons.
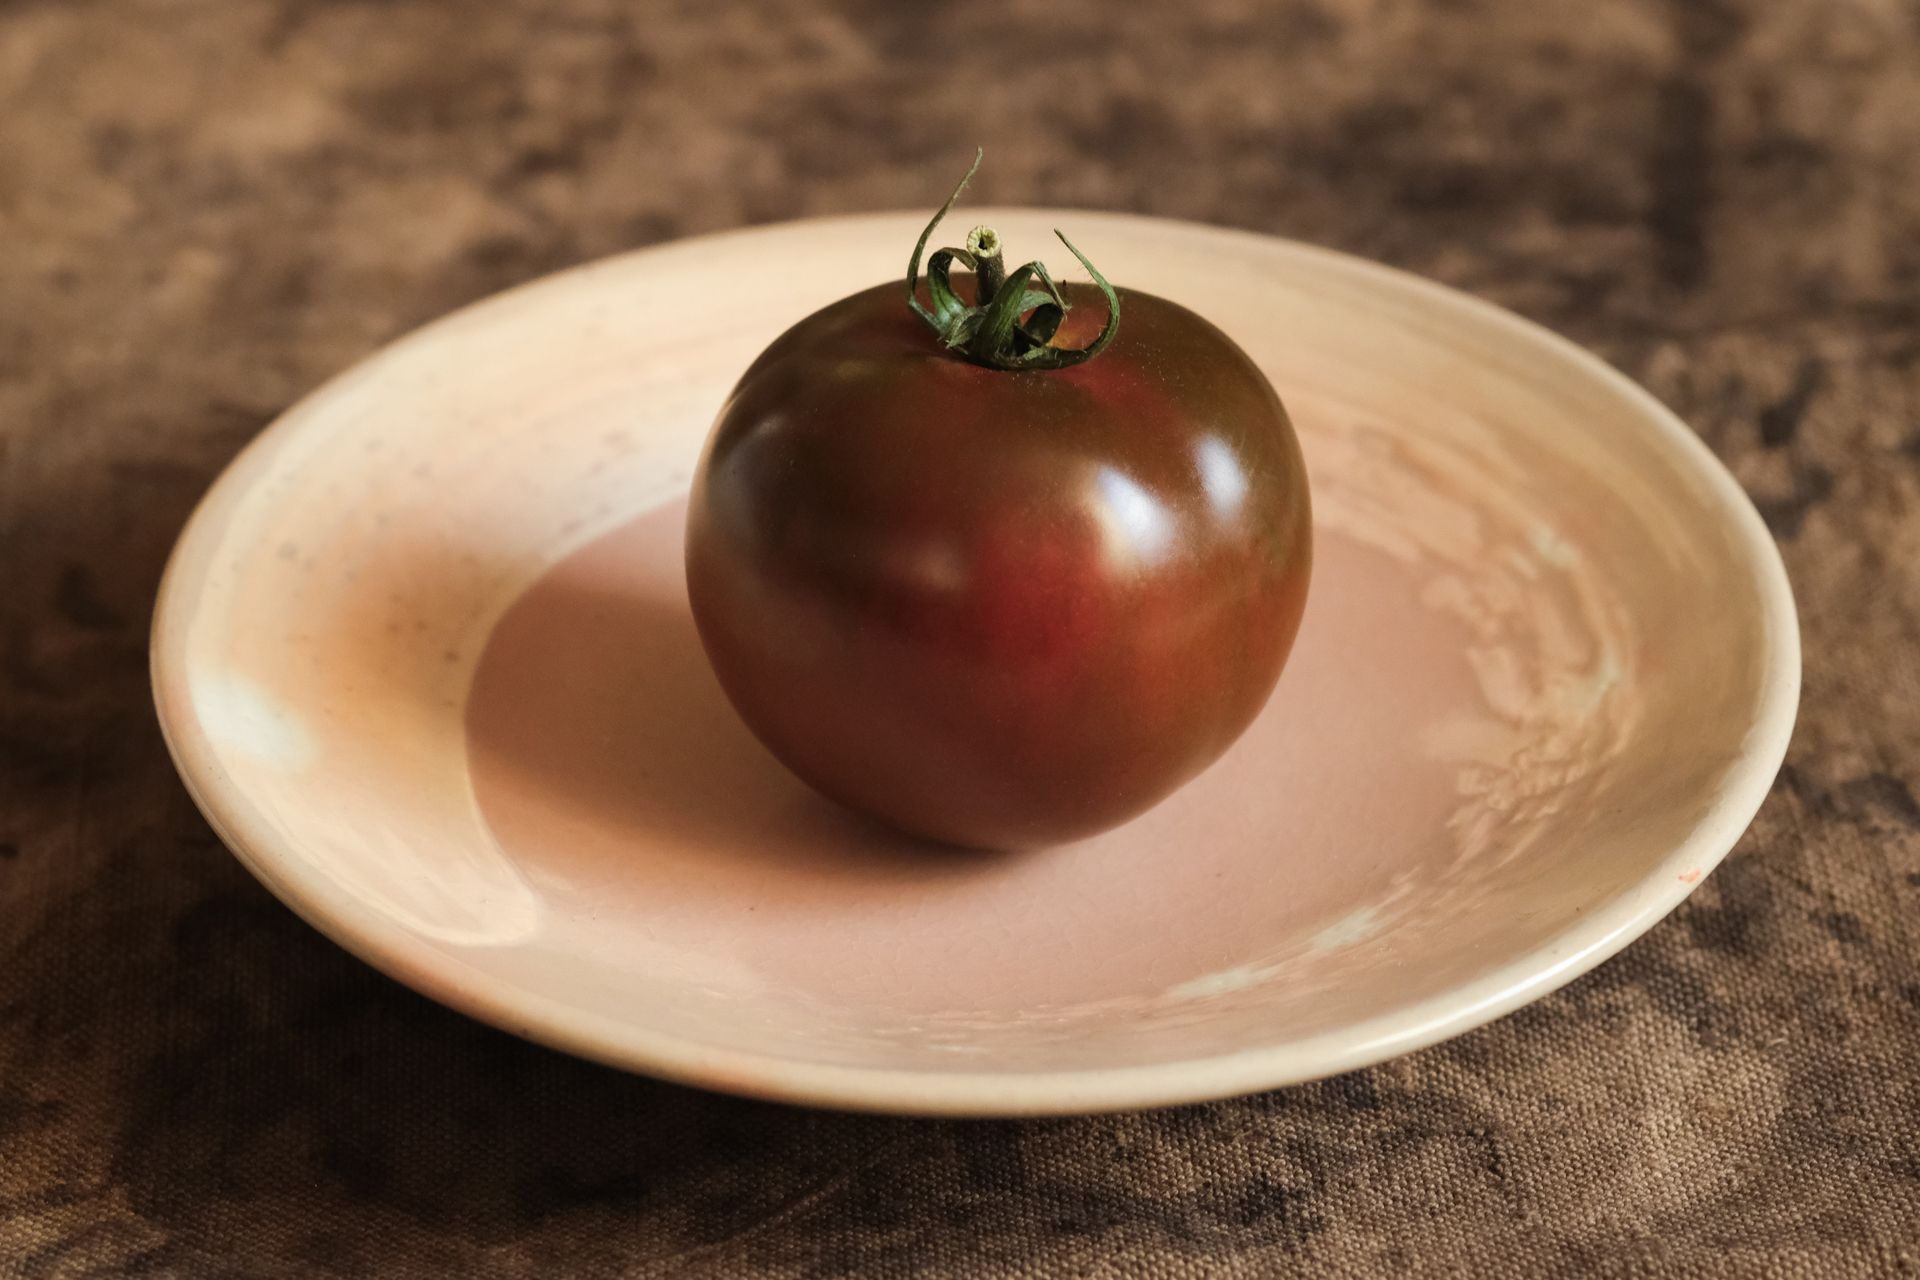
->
3;0;1918;1274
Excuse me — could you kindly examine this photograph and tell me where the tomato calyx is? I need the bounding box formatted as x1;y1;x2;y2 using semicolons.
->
905;149;1121;372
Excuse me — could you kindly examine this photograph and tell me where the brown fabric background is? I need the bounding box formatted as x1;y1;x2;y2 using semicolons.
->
3;0;1918;1274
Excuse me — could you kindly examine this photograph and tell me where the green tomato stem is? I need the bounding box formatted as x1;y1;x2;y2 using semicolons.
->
905;150;1120;371
965;225;1006;308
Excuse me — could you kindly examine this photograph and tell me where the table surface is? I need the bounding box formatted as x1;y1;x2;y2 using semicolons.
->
4;0;1918;1274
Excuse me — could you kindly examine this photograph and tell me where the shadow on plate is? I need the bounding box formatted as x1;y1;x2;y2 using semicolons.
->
462;503;1003;885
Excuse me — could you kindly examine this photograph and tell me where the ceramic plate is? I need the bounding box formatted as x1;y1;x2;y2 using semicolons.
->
152;212;1798;1115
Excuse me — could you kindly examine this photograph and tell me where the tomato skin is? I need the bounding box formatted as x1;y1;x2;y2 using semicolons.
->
686;280;1311;850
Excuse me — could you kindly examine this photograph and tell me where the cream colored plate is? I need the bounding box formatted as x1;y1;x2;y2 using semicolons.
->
152;212;1798;1115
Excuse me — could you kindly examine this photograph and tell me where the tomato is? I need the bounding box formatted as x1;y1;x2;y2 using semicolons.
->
686;158;1311;850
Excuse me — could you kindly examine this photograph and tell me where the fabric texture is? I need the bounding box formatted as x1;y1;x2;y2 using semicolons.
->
2;0;1917;1274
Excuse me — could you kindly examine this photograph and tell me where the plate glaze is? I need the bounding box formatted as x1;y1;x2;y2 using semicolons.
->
151;212;1798;1114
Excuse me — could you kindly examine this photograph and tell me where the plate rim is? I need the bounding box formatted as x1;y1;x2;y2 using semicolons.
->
150;209;1802;1115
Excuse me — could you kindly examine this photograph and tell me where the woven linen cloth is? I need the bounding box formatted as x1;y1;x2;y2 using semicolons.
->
2;0;1916;1274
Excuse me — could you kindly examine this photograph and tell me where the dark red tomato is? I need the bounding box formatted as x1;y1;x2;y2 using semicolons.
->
686;186;1309;850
